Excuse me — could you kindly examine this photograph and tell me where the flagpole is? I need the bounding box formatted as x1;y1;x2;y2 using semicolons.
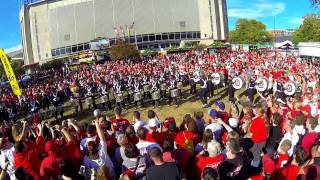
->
131;0;138;49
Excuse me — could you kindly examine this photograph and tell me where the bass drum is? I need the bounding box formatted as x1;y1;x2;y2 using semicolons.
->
211;72;224;85
152;90;161;100
134;92;142;101
284;81;296;96
232;76;246;90
255;77;268;92
170;89;179;98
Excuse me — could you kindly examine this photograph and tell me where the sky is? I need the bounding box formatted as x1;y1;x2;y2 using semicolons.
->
0;0;318;52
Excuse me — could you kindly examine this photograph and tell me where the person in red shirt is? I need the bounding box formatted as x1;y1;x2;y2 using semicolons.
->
174;115;200;154
40;140;63;179
195;140;224;180
111;107;130;134
302;117;319;157
280;147;307;180
249;106;268;167
276;139;291;169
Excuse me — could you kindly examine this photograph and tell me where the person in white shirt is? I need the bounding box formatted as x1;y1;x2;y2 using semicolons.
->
136;127;161;155
278;119;299;156
80;124;97;151
205;109;223;141
0;137;16;180
82;120;115;179
132;111;146;132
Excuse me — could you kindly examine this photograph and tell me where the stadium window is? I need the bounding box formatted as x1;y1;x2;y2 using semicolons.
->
156;35;162;41
64;34;70;41
179;21;186;28
66;47;71;54
192;32;198;39
187;32;192;39
143;35;149;42
181;32;186;39
55;49;61;56
169;33;174;40
149;34;155;41
72;46;77;52
196;32;201;39
130;37;136;43
51;49;56;57
84;43;90;50
60;48;66;55
160;44;165;48
77;44;84;51
174;32;181;39
137;36;142;43
162;34;168;40
154;44;159;48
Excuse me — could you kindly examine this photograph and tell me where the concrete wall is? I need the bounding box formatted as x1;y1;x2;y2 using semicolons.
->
47;0;201;49
20;6;34;65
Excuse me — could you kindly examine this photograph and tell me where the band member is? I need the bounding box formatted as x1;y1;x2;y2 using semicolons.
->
168;75;178;106
126;75;134;104
114;80;125;108
227;75;236;103
142;75;151;100
247;76;256;103
207;74;214;98
39;89;50;111
28;97;40;115
150;77;160;107
275;79;285;102
159;72;167;99
52;90;64;119
199;75;208;108
133;78;144;108
85;83;96;111
98;81;111;111
6;104;16;122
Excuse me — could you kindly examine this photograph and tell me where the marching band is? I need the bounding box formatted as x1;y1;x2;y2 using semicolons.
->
0;50;317;122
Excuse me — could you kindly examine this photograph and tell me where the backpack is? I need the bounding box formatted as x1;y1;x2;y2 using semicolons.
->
183;131;194;154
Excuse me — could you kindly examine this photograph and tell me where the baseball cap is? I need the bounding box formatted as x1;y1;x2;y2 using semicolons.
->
228;118;239;128
208;109;218;118
148;118;160;128
215;101;225;110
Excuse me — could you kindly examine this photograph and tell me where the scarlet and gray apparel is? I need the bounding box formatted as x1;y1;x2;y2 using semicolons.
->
218;155;243;179
122;156;147;179
146;162;186;180
111;118;130;134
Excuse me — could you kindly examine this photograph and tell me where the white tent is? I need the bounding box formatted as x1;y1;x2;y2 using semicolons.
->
276;40;294;49
298;42;320;57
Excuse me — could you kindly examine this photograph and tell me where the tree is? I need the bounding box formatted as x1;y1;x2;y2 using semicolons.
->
310;0;320;7
109;42;139;60
293;14;320;44
228;19;272;44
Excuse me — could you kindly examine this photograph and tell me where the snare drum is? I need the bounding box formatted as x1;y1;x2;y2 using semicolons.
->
177;82;183;90
160;83;167;91
134;92;142;101
152;90;161;100
170;89;179;98
100;95;109;103
86;97;94;105
115;93;123;103
143;85;150;93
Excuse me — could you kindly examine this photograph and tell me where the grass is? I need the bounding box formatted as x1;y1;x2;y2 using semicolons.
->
40;85;254;126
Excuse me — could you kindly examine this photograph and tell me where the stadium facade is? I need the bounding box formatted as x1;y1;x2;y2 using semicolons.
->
20;0;228;65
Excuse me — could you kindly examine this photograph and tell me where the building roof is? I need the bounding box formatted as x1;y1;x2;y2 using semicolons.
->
275;36;293;43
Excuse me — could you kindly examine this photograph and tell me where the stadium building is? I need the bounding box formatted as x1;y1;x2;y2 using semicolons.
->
20;0;228;65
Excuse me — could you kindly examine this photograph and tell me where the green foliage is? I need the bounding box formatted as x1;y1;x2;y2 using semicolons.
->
41;59;65;70
228;19;272;44
141;49;157;57
0;57;25;80
109;42;139;60
293;14;320;44
193;43;208;50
